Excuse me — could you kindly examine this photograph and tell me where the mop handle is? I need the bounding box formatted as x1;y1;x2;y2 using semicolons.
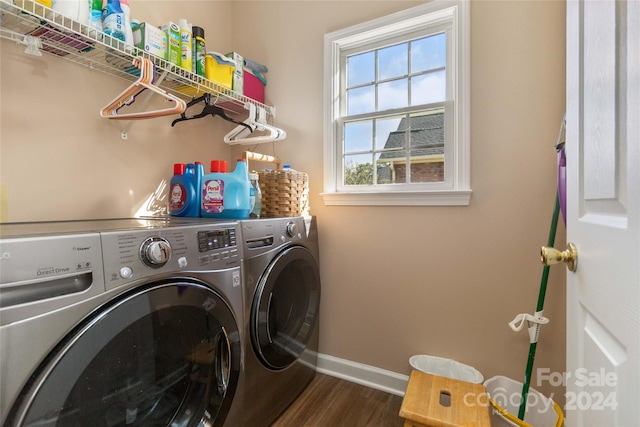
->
518;192;561;420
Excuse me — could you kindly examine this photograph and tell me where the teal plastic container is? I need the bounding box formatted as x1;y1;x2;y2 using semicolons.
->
201;159;251;219
169;162;203;217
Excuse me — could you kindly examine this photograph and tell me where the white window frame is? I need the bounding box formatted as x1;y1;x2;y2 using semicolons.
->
322;0;471;206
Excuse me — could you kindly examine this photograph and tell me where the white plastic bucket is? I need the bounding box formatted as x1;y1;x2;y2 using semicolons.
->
409;355;484;384
484;375;564;427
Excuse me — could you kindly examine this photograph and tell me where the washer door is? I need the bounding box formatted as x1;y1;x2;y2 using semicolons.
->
8;279;240;427
251;245;321;370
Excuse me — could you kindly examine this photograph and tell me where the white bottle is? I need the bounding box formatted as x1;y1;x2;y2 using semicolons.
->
53;0;89;26
178;19;192;72
249;173;262;218
118;0;134;48
89;0;103;34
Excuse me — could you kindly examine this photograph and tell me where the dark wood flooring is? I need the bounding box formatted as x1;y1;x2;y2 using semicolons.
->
271;373;405;427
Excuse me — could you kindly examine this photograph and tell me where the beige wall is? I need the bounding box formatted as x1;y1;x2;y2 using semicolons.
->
0;1;235;221
1;0;567;402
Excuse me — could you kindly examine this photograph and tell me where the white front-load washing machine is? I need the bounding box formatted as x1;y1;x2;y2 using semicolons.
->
239;216;321;426
0;218;245;427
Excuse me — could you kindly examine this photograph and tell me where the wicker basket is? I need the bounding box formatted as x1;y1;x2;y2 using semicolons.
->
243;151;309;217
258;169;309;217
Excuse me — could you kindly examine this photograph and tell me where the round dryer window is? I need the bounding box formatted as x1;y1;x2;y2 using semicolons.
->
7;280;241;427
251;245;321;370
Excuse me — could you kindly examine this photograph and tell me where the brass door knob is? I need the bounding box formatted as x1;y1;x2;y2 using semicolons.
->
541;243;578;272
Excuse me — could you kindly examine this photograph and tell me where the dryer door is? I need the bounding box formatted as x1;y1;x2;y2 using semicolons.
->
251;245;321;370
8;279;240;427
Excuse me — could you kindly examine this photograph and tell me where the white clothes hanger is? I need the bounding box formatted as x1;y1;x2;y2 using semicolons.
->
224;103;258;142
223;103;287;145
100;57;187;120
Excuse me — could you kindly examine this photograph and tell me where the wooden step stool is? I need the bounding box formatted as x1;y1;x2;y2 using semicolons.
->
399;370;492;427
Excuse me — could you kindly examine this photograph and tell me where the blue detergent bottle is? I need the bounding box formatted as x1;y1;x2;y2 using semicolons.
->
169;162;202;217
201;159;251;219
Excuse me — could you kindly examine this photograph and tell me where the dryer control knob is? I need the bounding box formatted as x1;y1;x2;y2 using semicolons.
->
286;221;298;238
140;237;172;268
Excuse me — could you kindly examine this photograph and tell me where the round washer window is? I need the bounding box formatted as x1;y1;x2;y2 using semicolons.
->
9;280;240;427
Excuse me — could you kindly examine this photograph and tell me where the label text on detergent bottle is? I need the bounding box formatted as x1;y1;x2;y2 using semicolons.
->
169;183;186;212
203;180;224;213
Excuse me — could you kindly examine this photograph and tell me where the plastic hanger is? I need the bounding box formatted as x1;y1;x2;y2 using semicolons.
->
100;57;187;120
170;93;253;131
223;103;287;145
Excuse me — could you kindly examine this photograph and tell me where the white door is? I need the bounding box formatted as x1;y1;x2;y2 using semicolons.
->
566;0;639;426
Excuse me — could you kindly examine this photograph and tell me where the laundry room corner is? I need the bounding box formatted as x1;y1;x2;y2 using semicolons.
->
230;0;567;407
1;0;570;423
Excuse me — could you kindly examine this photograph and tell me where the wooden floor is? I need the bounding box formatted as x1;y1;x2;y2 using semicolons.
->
271;373;405;427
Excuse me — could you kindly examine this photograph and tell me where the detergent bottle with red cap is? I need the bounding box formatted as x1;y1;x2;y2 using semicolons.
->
169;162;202;217
201;159;251;219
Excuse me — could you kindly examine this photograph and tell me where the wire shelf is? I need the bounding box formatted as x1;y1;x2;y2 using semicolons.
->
0;0;273;116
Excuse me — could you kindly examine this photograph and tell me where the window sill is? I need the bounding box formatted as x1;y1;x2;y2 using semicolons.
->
321;190;472;206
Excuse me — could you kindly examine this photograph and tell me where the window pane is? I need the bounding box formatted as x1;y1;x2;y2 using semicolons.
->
408;110;445;183
411;33;446;73
344;154;373;185
409;111;444;148
411;70;446;105
376;156;394;184
344;121;373;153
409;149;444;183
347;86;375;115
375;116;404;150
379;79;408;111
347;51;375;87
379;149;406;183
378;43;407;80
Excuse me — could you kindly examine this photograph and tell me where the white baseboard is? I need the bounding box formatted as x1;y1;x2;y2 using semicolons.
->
316;353;409;396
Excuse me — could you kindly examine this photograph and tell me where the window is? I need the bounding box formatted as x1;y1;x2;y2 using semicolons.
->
323;1;470;206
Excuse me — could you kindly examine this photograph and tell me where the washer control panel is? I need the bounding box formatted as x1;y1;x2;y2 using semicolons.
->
197;228;236;252
101;223;240;290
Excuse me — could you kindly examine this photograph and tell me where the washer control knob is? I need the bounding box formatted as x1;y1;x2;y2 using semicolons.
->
140;237;171;268
286;221;298;238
